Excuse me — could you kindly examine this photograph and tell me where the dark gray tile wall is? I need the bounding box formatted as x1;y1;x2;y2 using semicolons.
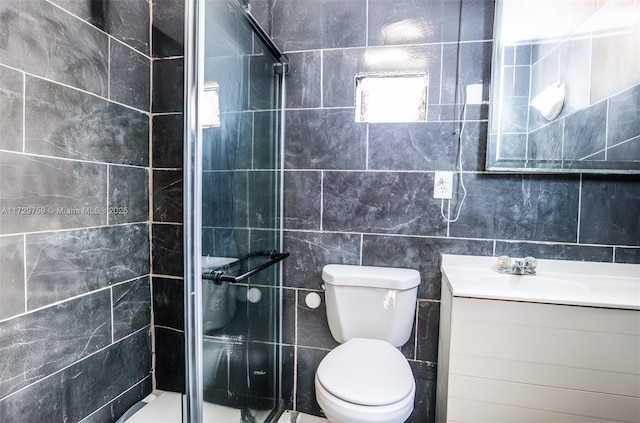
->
260;0;640;420
0;0;152;421
150;0;186;395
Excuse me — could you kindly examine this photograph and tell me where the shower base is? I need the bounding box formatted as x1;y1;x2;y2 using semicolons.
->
120;390;327;423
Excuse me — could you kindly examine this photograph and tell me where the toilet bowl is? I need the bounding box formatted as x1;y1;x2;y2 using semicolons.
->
315;338;415;423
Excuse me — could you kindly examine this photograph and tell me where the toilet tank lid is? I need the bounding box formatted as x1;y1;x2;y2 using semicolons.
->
322;264;420;290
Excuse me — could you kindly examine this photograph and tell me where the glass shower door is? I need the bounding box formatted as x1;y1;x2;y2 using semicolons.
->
185;0;286;421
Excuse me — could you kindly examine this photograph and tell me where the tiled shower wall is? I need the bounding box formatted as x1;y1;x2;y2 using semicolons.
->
0;0;152;421
248;0;640;421
150;0;187;393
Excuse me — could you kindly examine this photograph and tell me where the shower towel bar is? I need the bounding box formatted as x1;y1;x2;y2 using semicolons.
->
203;250;289;284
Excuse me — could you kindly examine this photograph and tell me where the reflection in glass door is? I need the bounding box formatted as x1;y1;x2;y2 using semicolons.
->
184;0;287;421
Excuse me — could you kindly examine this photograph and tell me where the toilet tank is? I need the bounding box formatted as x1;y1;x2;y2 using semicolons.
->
322;264;420;347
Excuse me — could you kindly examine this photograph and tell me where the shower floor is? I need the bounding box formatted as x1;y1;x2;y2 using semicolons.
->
122;390;327;423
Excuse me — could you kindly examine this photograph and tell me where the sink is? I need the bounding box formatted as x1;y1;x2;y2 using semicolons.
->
478;275;591;296
440;254;640;309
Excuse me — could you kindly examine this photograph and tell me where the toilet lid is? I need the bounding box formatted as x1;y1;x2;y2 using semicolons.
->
316;338;414;406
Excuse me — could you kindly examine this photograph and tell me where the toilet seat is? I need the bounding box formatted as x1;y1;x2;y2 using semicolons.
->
316;338;414;406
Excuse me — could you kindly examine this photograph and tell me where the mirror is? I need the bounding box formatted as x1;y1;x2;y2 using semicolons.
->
487;0;640;173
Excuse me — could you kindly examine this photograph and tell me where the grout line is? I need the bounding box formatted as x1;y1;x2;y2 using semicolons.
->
320;50;324;108
107;37;111;100
319;171;324;231
576;174;582;244
22;72;26;153
106;165;111;226
110;286;115;344
359;233;363;265
23;234;27;313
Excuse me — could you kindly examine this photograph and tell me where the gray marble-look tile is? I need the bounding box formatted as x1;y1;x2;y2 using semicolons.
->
615;247;640;264
416;300;440;363
204;55;249;113
209;228;250;261
0;0;108;96
606;138;640;162
362;235;493;300
248;171;278;229
25;224;150;309
248;51;279;111
449;174;580;243
202;171;249;228
296;346;329;417
110;378;153;423
563;101;606;160
528;120;563;161
406;360;437;423
202;113;253;171
323;45;442;108
50;0;151;55
368;0;494;46
152;58;184;113
369;121;487;172
152;223;184;276
109;165;149;224
154;327;185;393
580;175;640;246
253;110;280;170
203;0;253;59
495;241;614;263
152;277;184;331
110;40;150;111
271;0;366;52
0;235;25;320
25;77;149;166
323;171;446;236
608;84;640;147
497;133;527;161
0;290;111;399
152;0;185;58
441;41;492;105
152;113;184;169
558;38;592;115
0;65;23;152
113;277;151;341
296;290;339;350
281;344;295;410
282;288;296;345
153;169;183;223
285;109;367;170
0;152;107;235
285;51;321;109
81;377;153;423
0;327;151;422
283;231;361;289
284;171;322;230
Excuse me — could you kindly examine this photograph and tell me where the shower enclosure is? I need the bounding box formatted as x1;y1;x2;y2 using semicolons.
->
184;0;288;422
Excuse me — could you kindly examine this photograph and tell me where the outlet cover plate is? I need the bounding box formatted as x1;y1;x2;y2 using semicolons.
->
434;171;453;199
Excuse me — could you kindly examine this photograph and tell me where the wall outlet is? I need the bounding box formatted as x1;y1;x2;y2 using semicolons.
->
434;171;453;199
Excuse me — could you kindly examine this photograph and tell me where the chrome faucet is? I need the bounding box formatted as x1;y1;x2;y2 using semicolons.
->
497;256;537;275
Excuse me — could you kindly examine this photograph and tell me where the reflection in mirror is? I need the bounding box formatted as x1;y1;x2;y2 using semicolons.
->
487;0;640;173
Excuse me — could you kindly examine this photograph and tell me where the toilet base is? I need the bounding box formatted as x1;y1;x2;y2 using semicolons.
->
315;374;415;423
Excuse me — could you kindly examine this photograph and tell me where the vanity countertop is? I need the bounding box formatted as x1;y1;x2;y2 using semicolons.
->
441;254;640;310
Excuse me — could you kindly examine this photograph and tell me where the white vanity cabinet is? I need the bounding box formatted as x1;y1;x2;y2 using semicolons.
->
436;255;640;423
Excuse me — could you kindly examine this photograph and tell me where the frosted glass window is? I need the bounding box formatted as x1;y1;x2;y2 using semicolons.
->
202;83;220;128
355;73;428;123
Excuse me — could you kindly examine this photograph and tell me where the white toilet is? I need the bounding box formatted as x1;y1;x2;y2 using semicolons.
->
315;264;421;423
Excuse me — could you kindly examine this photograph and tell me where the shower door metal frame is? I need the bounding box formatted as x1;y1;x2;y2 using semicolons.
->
183;1;288;422
184;0;205;421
